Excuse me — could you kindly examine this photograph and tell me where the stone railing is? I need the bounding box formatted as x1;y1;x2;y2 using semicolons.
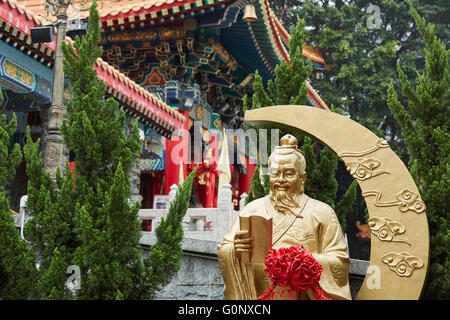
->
139;183;243;243
15;184;244;244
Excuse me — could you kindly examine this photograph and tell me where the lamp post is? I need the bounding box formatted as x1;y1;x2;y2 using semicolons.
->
41;0;89;179
42;0;72;180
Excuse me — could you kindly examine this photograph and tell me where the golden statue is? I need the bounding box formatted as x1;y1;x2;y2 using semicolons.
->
218;134;352;300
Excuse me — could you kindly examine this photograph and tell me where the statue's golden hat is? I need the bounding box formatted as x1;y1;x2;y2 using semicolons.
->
276;134;305;156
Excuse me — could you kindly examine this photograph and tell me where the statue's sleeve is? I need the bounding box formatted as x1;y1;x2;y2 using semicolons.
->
218;198;271;300
217;217;246;300
310;209;352;300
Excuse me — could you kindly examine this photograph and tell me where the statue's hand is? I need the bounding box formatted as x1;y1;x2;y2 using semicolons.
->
234;230;253;258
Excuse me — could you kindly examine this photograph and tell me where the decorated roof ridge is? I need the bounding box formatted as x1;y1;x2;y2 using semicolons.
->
15;0;230;23
1;0;47;26
261;5;327;110
268;11;289;62
92;58;186;130
306;81;329;110
0;0;56;55
262;0;288;63
255;0;284;64
1;0;185;131
64;36;186;130
268;7;325;66
270;9;289;42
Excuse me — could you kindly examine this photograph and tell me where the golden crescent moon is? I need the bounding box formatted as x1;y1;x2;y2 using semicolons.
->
245;105;429;300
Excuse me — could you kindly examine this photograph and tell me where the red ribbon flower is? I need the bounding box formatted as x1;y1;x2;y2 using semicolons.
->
257;245;330;300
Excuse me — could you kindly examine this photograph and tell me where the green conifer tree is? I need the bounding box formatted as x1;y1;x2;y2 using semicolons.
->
37;247;69;300
387;1;449;299
23;129;75;298
143;166;197;298
0;114;37;299
246;17;356;229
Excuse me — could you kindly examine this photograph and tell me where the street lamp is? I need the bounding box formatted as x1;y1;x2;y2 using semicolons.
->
42;0;71;180
30;0;88;180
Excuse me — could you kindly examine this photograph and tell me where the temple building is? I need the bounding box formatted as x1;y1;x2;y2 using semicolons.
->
2;0;328;214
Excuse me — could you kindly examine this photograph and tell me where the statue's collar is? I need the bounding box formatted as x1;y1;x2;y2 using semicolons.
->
265;194;309;246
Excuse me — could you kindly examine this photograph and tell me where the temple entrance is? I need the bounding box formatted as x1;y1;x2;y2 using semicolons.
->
140;171;165;209
139;172;154;209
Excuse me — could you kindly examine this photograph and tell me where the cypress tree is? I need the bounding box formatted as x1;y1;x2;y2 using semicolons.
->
143;166;197;298
387;1;449;299
61;0;195;299
37;247;68;300
23;129;75;298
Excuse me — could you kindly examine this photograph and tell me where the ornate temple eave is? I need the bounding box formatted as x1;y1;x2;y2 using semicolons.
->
259;0;285;63
1;0;185;136
245;0;327;73
0;0;55;65
94;57;184;136
265;3;288;63
269;8;326;69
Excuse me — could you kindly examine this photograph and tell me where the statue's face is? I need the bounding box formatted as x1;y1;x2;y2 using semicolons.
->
269;153;305;194
268;152;306;215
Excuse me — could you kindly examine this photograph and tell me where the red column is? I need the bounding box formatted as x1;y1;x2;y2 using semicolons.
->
239;156;256;195
201;162;218;208
164;109;189;195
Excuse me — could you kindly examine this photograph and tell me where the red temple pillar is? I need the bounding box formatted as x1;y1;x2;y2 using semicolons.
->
239;156;256;195
197;163;217;208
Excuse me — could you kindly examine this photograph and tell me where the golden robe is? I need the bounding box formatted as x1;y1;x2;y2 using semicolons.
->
218;194;352;300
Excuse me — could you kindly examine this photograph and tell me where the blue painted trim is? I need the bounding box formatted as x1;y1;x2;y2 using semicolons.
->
0;41;52;82
0;56;35;91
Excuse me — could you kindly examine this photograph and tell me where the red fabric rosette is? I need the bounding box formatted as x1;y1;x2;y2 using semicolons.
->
256;245;330;300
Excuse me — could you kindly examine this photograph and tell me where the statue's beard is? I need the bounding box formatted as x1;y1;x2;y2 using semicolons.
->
269;181;303;216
